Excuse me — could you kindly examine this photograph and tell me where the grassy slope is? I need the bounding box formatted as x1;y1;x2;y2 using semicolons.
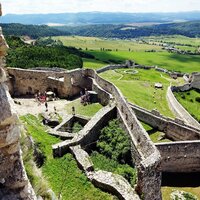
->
21;114;114;200
144;35;200;47
86;50;200;73
174;90;200;122
52;36;163;51
100;68;176;117
65;99;103;117
83;58;107;69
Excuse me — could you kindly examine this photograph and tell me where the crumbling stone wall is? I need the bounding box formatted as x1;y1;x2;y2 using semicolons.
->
156;141;200;172
83;69;162;200
7;68;92;98
0;3;36;199
130;103;200;141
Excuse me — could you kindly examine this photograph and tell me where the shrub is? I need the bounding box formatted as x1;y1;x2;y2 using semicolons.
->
195;97;200;103
181;94;186;99
72;122;83;133
97;119;131;164
190;99;194;102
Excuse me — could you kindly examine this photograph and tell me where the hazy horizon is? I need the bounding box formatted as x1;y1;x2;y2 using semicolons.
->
1;0;200;15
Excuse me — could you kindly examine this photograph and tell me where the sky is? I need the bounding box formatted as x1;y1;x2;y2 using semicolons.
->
1;0;200;15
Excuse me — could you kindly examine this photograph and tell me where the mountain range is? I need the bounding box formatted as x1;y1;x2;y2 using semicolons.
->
1;11;200;25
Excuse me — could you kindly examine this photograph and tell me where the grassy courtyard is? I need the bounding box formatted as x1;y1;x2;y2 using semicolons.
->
100;68;178;117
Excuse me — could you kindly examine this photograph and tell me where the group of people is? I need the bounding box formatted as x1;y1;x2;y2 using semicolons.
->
80;89;91;105
34;91;57;113
35;92;47;104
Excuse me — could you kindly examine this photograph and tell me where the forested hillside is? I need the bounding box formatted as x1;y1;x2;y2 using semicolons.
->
6;36;84;69
55;21;200;38
0;23;70;39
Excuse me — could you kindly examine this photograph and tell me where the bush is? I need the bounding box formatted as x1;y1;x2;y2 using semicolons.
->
97;119;131;164
72;122;83;133
181;95;186;99
195;97;200;103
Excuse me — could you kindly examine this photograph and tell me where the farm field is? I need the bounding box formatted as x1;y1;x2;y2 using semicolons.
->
174;89;200;122
100;68;182;117
52;36;163;51
143;35;200;47
53;36;200;73
85;50;200;73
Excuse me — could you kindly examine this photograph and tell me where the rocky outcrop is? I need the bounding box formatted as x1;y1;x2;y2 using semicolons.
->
0;3;36;199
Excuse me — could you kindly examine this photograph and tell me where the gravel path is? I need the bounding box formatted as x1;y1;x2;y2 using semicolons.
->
13;98;70;117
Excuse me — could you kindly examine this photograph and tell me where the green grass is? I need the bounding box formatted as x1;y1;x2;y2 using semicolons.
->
100;68;175;117
21;114;114;200
90;152;137;187
162;187;200;200
86;50;200;73
144;35;200;47
52;36;163;52
65;99;103;117
83;58;107;69
140;122;172;143
174;90;200;122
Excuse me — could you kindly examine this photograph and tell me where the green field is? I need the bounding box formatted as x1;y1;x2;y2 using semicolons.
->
144;35;200;47
52;36;163;52
85;50;200;73
65;99;103;117
174;89;200;122
52;36;200;73
141;122;172;143
100;68;182;117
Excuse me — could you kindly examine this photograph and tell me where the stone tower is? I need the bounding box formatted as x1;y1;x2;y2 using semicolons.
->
0;3;36;199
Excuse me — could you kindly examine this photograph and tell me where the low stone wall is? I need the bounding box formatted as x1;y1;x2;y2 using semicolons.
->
52;104;117;157
156;141;200;172
167;86;200;129
130;103;200;141
96;64;128;74
70;145;140;200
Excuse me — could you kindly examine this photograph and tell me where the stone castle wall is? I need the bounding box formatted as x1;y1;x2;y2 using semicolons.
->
0;4;36;199
167;86;200;129
83;69;162;200
130;103;200;141
156;141;200;173
7;67;92;98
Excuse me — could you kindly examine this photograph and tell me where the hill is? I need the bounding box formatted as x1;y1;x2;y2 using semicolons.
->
0;23;70;39
54;21;200;38
6;36;83;69
2;11;200;25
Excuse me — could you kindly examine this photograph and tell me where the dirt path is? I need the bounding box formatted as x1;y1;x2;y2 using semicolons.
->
13;98;70;117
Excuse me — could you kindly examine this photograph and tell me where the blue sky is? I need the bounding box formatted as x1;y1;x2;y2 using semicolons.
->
1;0;200;15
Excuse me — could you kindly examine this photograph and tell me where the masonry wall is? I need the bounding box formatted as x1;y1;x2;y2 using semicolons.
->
96;64;128;74
130;103;200;141
7;68;92;98
167;86;200;129
83;69;162;200
156;141;200;172
0;9;36;199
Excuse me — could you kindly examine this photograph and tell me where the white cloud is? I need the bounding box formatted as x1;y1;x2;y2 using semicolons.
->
1;0;200;15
